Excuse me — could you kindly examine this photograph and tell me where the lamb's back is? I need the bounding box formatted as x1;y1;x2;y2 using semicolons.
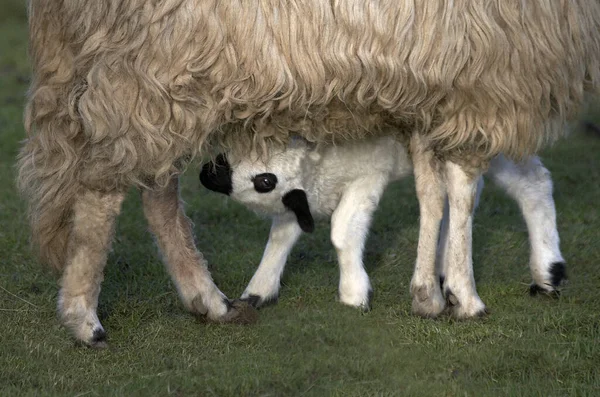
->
302;137;411;216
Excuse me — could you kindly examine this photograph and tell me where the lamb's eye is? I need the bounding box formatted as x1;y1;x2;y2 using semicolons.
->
252;173;278;193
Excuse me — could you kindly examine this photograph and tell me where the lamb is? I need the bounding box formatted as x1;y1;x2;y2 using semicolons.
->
200;136;566;310
18;0;599;346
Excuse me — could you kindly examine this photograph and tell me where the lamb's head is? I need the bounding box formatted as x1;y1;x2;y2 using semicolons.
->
200;142;315;233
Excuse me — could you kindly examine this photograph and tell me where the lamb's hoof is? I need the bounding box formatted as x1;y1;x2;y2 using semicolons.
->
549;262;568;286
530;262;567;298
362;289;374;312
529;284;561;298
217;299;259;325
411;283;446;318
340;289;373;312
240;294;279;309
445;289;488;319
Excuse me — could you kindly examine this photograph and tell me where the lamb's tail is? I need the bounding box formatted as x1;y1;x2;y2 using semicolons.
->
17;0;85;270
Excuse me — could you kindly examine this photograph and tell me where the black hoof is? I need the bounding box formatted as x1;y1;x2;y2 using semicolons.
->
241;295;261;308
240;294;278;309
78;328;108;349
549;262;567;287
91;328;107;343
475;307;490;318
529;262;567;298
529;284;561;299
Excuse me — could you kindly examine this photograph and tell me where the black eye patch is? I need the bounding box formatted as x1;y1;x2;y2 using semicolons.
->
252;173;278;193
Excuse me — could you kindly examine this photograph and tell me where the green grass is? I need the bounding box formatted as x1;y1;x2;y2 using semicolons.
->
1;2;600;396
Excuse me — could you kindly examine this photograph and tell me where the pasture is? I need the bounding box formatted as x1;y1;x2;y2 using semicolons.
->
1;2;599;395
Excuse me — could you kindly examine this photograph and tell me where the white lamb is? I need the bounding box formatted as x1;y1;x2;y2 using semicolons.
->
200;136;565;311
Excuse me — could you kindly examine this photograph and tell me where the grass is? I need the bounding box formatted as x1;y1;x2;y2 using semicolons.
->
1;2;600;396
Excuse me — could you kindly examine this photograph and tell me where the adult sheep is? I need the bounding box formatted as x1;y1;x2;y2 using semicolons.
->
18;0;600;346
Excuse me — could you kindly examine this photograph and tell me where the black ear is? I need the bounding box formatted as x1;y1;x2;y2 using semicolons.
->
282;189;314;233
199;154;232;195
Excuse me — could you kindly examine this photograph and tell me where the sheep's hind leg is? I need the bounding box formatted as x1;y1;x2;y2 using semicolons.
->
409;135;447;318
331;175;387;311
487;155;567;296
142;177;257;324
241;212;302;307
443;162;487;318
58;189;125;347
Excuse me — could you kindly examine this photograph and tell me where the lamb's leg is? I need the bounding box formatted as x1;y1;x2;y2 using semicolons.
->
486;155;566;295
241;212;303;307
443;161;488;318
142;177;256;323
330;175;388;310
58;189;125;347
409;134;447;317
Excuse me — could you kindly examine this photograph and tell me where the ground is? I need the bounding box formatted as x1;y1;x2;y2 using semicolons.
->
1;2;599;396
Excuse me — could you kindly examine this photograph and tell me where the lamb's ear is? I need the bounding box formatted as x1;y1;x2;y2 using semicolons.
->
282;189;314;233
199;154;232;195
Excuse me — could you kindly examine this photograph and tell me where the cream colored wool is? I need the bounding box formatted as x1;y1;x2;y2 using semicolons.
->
18;1;600;269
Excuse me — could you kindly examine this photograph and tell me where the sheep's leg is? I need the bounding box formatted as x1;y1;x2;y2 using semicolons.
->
142;177;255;323
486;155;566;295
410;135;447;317
443;161;488;318
331;175;387;310
241;212;303;307
58;189;125;347
436;178;484;284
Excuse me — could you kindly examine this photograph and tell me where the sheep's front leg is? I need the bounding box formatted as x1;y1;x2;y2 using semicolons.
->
487;155;566;295
331;175;388;311
59;189;125;347
443;162;487;318
142;177;256;324
410;134;446;318
241;212;303;307
436;177;484;284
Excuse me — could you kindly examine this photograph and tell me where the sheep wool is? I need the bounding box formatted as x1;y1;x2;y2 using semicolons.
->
16;0;599;345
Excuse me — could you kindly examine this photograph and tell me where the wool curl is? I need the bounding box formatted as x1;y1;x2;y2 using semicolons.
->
17;0;600;269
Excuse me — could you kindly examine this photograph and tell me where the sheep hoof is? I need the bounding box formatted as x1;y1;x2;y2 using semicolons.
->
241;294;262;308
73;327;108;349
88;328;108;348
445;288;488;319
59;297;109;348
411;283;446;318
240;294;279;309
216;299;259;325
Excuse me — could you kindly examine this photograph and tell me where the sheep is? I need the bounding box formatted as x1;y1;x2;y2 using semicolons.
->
18;0;599;346
200;136;566;310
